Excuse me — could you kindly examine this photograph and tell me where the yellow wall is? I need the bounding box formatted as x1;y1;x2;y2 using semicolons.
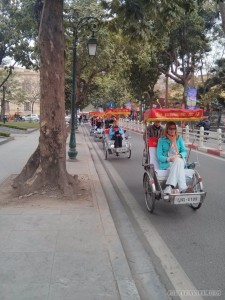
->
2;67;40;116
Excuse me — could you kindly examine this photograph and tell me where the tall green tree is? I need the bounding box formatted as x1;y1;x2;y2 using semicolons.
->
155;3;211;105
64;1;135;110
13;0;77;196
0;0;38;88
0;0;38;67
199;58;225;109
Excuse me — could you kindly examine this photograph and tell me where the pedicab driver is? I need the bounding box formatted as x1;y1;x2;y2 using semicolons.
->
157;121;193;195
143;121;164;144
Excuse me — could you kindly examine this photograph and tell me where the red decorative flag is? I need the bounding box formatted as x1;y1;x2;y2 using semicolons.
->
144;108;203;122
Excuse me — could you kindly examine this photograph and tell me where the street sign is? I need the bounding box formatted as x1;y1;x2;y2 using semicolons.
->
108;100;115;108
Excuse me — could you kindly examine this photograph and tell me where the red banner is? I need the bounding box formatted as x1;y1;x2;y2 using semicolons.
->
144;108;203;122
105;108;130;116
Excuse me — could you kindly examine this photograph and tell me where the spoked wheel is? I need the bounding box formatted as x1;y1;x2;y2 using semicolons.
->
127;149;131;159
190;173;202;210
143;173;156;213
105;149;108;160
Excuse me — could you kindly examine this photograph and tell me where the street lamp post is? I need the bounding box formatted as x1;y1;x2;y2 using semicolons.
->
68;17;99;160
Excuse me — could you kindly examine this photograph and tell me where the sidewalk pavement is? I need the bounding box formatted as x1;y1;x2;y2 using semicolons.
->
0;129;141;300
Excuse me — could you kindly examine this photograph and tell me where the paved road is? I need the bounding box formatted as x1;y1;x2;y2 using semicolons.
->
92;128;225;299
1;129;225;299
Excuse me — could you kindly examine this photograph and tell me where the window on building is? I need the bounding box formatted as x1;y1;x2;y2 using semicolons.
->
24;102;31;111
5;101;10;112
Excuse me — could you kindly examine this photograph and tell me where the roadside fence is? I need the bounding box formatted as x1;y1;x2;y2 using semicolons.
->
119;119;225;152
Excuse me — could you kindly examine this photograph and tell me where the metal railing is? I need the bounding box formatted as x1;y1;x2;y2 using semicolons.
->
119;119;225;151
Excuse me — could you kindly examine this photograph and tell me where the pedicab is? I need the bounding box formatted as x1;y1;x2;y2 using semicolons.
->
103;108;131;159
142;108;206;213
89;111;105;138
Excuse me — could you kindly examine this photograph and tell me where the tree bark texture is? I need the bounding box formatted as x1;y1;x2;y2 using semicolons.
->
13;0;77;196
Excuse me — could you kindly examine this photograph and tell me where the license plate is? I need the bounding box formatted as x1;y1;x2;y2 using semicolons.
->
174;194;201;205
116;147;127;153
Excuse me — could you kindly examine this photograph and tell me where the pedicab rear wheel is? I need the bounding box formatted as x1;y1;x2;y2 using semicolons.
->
127;149;131;159
143;173;156;213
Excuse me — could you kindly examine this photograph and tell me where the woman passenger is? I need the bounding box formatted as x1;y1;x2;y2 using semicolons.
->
157;121;193;194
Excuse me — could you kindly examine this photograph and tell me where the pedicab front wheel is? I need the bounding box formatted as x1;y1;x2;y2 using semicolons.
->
190;202;202;210
190;172;203;210
143;173;156;213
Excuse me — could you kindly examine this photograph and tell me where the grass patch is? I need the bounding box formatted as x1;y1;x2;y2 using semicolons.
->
0;131;10;137
0;121;39;130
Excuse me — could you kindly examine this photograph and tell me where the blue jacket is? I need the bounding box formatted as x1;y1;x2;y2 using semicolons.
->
109;126;123;139
157;135;187;170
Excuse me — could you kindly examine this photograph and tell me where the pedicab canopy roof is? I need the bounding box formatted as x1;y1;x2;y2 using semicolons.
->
89;111;105;117
105;108;130;116
144;108;204;122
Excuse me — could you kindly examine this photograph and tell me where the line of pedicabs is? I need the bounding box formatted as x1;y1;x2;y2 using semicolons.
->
88;107;206;214
142;108;206;213
88;109;132;160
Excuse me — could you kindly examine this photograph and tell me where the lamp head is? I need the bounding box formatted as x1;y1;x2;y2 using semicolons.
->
87;33;97;56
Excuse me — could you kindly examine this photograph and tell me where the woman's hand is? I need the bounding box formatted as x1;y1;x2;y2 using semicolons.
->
167;154;180;162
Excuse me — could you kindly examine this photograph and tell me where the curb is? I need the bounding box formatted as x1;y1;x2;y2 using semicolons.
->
187;143;225;158
82;128;141;300
0;126;39;135
0;128;39;146
0;137;14;145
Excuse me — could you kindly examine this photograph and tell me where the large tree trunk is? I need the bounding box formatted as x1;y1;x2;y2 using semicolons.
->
13;0;77;196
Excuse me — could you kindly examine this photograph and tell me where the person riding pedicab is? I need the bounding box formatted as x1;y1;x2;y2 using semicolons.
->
109;120;124;148
157;121;194;195
143;120;164;144
96;117;103;129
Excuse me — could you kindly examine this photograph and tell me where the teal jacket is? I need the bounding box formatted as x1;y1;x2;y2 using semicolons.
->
109;126;123;139
157;135;187;170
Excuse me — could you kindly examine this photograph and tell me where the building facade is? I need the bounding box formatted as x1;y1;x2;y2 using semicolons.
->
1;67;40;118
